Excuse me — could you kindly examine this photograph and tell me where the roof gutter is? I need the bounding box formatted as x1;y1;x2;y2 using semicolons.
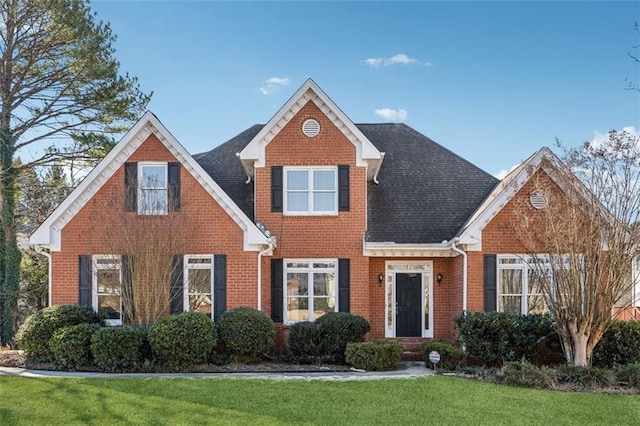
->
256;237;276;311
450;238;468;312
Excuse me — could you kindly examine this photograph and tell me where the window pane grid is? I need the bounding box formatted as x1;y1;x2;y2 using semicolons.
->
185;255;213;318
498;255;557;315
285;168;337;214
284;259;337;323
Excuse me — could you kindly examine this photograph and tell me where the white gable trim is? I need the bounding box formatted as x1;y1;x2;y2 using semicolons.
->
238;79;383;180
30;111;270;252
364;242;456;258
457;147;564;251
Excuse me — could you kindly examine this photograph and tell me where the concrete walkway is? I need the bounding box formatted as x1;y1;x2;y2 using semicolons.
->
0;361;433;381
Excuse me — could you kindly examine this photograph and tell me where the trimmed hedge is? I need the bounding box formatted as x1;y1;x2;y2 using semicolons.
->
50;323;101;370
15;305;102;360
345;340;403;371
455;312;559;366
216;307;276;362
148;312;217;368
314;312;370;364
420;340;463;370
287;321;324;363
592;320;640;368
91;327;147;372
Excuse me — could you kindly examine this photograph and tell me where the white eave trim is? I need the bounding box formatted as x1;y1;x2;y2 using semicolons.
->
30;111;270;252
238;79;383;181
456;147;564;251
364;242;456;258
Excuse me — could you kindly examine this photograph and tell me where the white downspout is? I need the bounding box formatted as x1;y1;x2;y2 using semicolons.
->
256;241;274;312
451;239;468;312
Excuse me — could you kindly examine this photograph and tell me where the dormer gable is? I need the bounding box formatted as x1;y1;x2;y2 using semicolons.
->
238;79;384;181
30;111;270;252
456;147;568;250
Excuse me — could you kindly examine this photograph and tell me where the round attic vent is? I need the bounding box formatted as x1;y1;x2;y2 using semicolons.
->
530;191;548;209
302;119;320;137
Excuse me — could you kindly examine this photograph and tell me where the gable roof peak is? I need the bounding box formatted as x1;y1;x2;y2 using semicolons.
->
30;111;270;252
238;79;383;180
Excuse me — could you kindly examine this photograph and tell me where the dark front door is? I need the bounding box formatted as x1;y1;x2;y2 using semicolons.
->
396;273;422;337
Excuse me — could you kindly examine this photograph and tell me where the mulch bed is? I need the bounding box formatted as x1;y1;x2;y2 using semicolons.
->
1;349;351;374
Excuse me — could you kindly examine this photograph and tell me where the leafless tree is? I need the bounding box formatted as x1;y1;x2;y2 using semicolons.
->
509;130;640;366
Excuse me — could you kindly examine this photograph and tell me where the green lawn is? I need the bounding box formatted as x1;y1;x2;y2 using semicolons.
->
0;375;638;425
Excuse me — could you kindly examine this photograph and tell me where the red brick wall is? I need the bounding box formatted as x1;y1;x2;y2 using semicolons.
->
368;256;463;340
255;101;370;322
467;169;562;313
51;134;258;311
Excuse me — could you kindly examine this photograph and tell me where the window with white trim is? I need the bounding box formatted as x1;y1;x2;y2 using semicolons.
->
285;260;337;322
184;255;214;318
93;255;122;326
139;162;168;215
497;256;549;314
284;167;337;215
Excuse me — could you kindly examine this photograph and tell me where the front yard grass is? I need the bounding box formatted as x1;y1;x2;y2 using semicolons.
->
0;375;638;425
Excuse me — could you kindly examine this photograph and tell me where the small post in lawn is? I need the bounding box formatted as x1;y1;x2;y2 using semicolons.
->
429;350;440;373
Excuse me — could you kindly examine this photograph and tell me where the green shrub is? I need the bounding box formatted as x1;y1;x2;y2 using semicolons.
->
148;312;217;368
500;360;552;388
15;305;102;360
613;363;640;388
91;327;147;372
216;307;276;362
345;340;403;371
553;365;615;389
288;321;324;363
592;321;640;368
420;340;463;370
49;323;101;370
455;312;559;366
315;312;370;364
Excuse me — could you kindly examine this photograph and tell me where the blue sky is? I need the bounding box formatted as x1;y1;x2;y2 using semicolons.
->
90;0;640;178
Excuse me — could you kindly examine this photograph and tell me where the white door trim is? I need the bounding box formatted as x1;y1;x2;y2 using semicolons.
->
384;260;433;338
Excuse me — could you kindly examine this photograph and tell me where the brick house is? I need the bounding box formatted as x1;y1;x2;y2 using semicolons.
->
29;79;640;342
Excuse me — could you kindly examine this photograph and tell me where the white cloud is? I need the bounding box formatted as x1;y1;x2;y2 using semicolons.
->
259;77;291;95
494;163;521;180
375;108;408;122
362;53;430;68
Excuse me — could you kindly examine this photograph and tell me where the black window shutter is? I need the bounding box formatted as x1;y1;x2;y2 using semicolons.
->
122;255;134;324
338;259;350;312
338;165;350;212
124;162;137;212
78;255;92;307
213;255;227;321
170;255;184;314
168;162;181;212
484;254;497;312
271;166;283;212
271;259;283;322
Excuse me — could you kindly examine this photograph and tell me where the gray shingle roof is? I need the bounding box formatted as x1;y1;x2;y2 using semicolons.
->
359;124;498;243
194;123;499;243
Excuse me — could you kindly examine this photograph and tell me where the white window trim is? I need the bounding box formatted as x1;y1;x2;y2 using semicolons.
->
283;167;338;216
283;259;338;324
183;255;215;319
496;255;550;315
92;255;122;326
632;256;640;307
138;162;168;215
384;261;433;338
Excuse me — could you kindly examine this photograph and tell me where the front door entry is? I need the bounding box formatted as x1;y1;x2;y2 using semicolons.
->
396;273;422;337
